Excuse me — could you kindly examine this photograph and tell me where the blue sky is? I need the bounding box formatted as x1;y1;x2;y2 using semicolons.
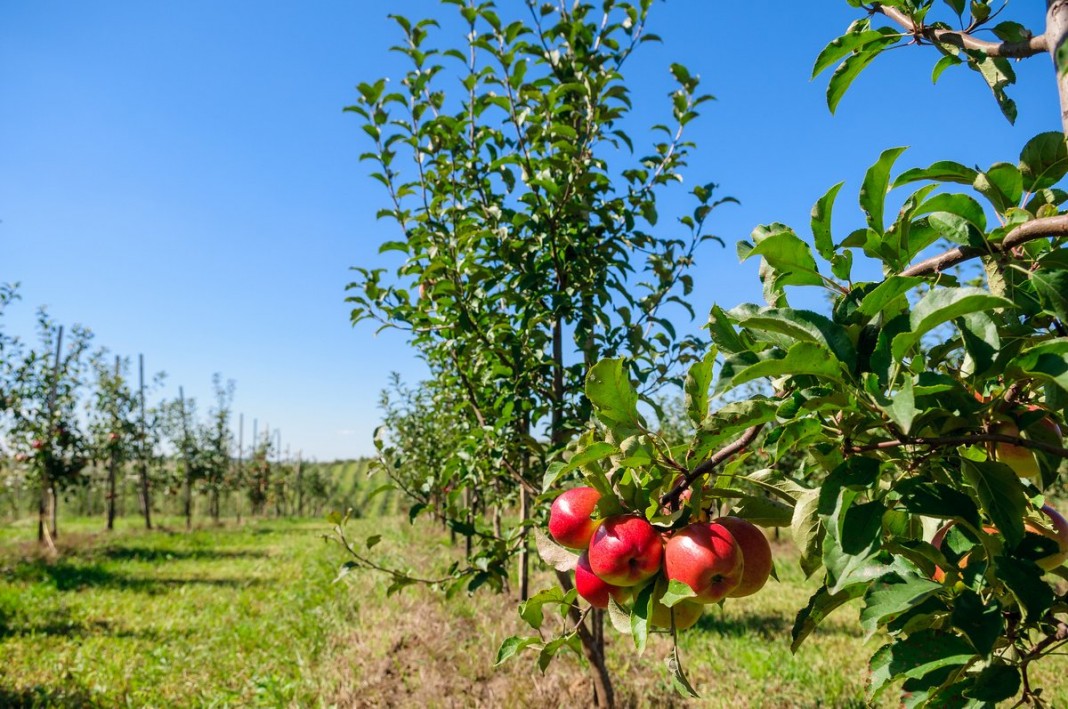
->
0;2;1057;460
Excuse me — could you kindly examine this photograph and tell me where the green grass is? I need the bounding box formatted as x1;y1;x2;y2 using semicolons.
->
3;513;1068;707
0;516;353;707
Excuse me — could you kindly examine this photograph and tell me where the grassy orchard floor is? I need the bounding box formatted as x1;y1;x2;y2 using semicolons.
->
1;517;1067;708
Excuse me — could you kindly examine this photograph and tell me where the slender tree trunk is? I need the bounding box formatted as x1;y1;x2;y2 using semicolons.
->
49;482;58;539
295;452;304;517
179;386;193;531
107;453;117;530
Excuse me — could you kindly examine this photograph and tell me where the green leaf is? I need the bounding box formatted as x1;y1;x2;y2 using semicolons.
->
733;494;794;527
811;181;844;261
965;662;1020;702
659;579;698;608
860;147;908;234
856;276;923;317
891;287;1013;360
1020;131;1068;191
1031;267;1068;322
996;556;1055;622
791;489;824;577
545;442;618;492
984;162;1024;209
1008;339;1068;394
745;225;824;293
666;645;701;698
495;635;541;665
868;631;975;702
519;586;569;629
895;479;982;529
943;0;965;16
791;584;865;652
684;351;716;427
882;376;916;435
732;341;846;386
893;160;978;188
707;305;748;353
733;308;857;368
860;575;943;639
607;597;632;634
812;25;893;78
631;582;654;654
958;311;1000;378
950;589;1003;655
960;459;1026;547
586;358;641;433
827;41;896;114
533;528;580;572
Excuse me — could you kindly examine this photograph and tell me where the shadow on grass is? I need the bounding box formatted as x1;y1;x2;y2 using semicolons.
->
693;611;791;638
0;614;191;641
3;560;268;594
98;546;269;563
0;682;112;709
694;611;864;640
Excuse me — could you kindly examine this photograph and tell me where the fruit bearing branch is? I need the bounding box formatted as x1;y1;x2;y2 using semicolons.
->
659;424;765;510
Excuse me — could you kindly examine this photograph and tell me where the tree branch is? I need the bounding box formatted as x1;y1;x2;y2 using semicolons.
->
846;431;1068;459
876;4;1047;58
658;424;765;510
900;214;1068;277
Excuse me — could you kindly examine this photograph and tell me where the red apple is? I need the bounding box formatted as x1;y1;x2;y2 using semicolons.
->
587;514;664;587
548;486;601;550
31;439;44;451
1027;504;1068;571
715;516;773;598
574;550;628;609
664;521;743;603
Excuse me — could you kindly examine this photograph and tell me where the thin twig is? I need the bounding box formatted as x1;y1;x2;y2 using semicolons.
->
846;432;1068;458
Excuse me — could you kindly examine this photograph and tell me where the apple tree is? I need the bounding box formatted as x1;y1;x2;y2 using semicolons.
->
515;1;1068;705
5;309;93;543
339;0;728;704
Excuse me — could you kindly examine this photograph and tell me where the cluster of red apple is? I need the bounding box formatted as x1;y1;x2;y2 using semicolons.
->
548;486;773;630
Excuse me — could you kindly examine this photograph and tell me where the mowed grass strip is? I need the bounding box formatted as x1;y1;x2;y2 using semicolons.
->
0;516;353;707
3;512;1068;707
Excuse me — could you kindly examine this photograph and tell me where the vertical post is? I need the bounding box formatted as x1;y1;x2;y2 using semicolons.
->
138;354;152;530
179;386;193;530
236;413;244;523
106;355;119;531
252;418;259;515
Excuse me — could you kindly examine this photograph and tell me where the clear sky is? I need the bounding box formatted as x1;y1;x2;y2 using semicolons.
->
0;2;1057;460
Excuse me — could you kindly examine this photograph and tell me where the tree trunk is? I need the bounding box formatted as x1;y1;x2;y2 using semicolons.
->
1047;0;1068;136
49;482;58;539
555;569;615;707
107;453;117;530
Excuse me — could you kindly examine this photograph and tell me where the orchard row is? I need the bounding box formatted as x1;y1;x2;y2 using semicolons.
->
0;286;322;539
